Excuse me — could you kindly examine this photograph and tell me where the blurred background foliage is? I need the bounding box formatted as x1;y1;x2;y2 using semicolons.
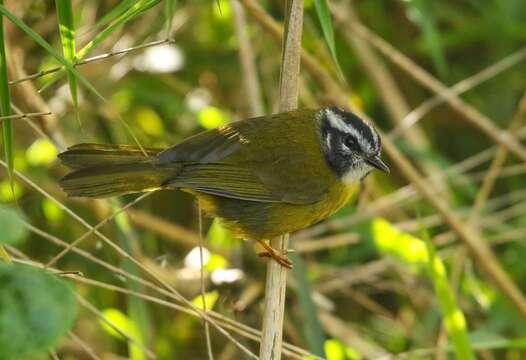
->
1;0;526;359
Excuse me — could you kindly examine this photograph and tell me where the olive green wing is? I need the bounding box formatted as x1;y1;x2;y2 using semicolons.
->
161;109;331;204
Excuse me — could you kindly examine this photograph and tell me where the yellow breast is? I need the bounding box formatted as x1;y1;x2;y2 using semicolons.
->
193;180;361;241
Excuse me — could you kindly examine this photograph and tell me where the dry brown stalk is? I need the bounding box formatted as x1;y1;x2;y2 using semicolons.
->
259;1;303;359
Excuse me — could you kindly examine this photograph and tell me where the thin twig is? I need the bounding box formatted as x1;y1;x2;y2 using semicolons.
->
198;204;214;360
45;192;152;268
259;1;303;359
68;332;103;360
390;48;526;139
9;39;175;85
0;110;51;121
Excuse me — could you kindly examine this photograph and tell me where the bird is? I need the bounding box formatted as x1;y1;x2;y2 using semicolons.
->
59;106;389;268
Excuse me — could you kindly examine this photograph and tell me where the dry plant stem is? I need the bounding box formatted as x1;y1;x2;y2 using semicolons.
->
231;0;264;116
198;205;214;360
0;110;51;121
348;22;526;162
259;0;303;359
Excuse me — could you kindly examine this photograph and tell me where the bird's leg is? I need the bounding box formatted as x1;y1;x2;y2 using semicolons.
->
256;239;293;269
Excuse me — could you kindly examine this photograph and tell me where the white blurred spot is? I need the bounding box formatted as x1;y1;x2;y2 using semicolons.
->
184;246;210;270
110;58;132;80
48;83;83;114
211;268;244;285
133;44;184;73
185;88;212;112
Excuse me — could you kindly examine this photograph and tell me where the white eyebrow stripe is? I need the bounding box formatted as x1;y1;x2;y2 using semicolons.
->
325;108;373;152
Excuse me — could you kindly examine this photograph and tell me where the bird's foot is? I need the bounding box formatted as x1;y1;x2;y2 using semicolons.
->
256;240;293;269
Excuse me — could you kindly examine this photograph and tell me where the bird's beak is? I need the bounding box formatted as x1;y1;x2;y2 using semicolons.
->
364;155;390;173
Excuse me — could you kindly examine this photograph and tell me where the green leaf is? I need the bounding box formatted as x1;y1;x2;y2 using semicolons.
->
313;0;341;74
0;3;104;101
55;0;78;114
0;205;28;246
0;263;77;359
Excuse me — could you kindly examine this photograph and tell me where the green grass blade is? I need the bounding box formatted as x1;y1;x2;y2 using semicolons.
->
0;1;13;263
41;0;161;92
77;0;161;60
313;0;340;71
0;4;104;101
421;227;475;360
55;0;78;114
88;0;138;35
164;0;177;36
0;1;12;178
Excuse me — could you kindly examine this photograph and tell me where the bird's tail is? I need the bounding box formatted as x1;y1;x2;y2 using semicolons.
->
59;143;176;198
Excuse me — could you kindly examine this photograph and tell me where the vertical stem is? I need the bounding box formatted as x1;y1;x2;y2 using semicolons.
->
259;1;303;359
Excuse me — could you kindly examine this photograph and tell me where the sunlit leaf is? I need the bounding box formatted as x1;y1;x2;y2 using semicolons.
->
42;198;64;224
134;106;164;136
421;224;475;360
0;263;76;359
192;290;219;311
0;180;23;202
371;217;428;266
204;253;228;271
197;106;229;129
26;138;58;166
100;308;137;341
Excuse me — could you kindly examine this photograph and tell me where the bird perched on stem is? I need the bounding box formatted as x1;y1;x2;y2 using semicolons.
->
59;106;389;268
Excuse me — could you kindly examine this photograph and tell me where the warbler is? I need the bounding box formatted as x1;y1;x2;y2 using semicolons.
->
59;106;389;267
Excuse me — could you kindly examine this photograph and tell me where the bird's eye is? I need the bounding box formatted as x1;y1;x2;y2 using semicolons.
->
344;136;357;149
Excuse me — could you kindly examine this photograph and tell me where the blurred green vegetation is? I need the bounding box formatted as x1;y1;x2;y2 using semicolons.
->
1;0;526;359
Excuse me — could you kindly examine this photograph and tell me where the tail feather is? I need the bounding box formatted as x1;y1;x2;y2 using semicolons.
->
59;143;162;169
59;143;177;198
